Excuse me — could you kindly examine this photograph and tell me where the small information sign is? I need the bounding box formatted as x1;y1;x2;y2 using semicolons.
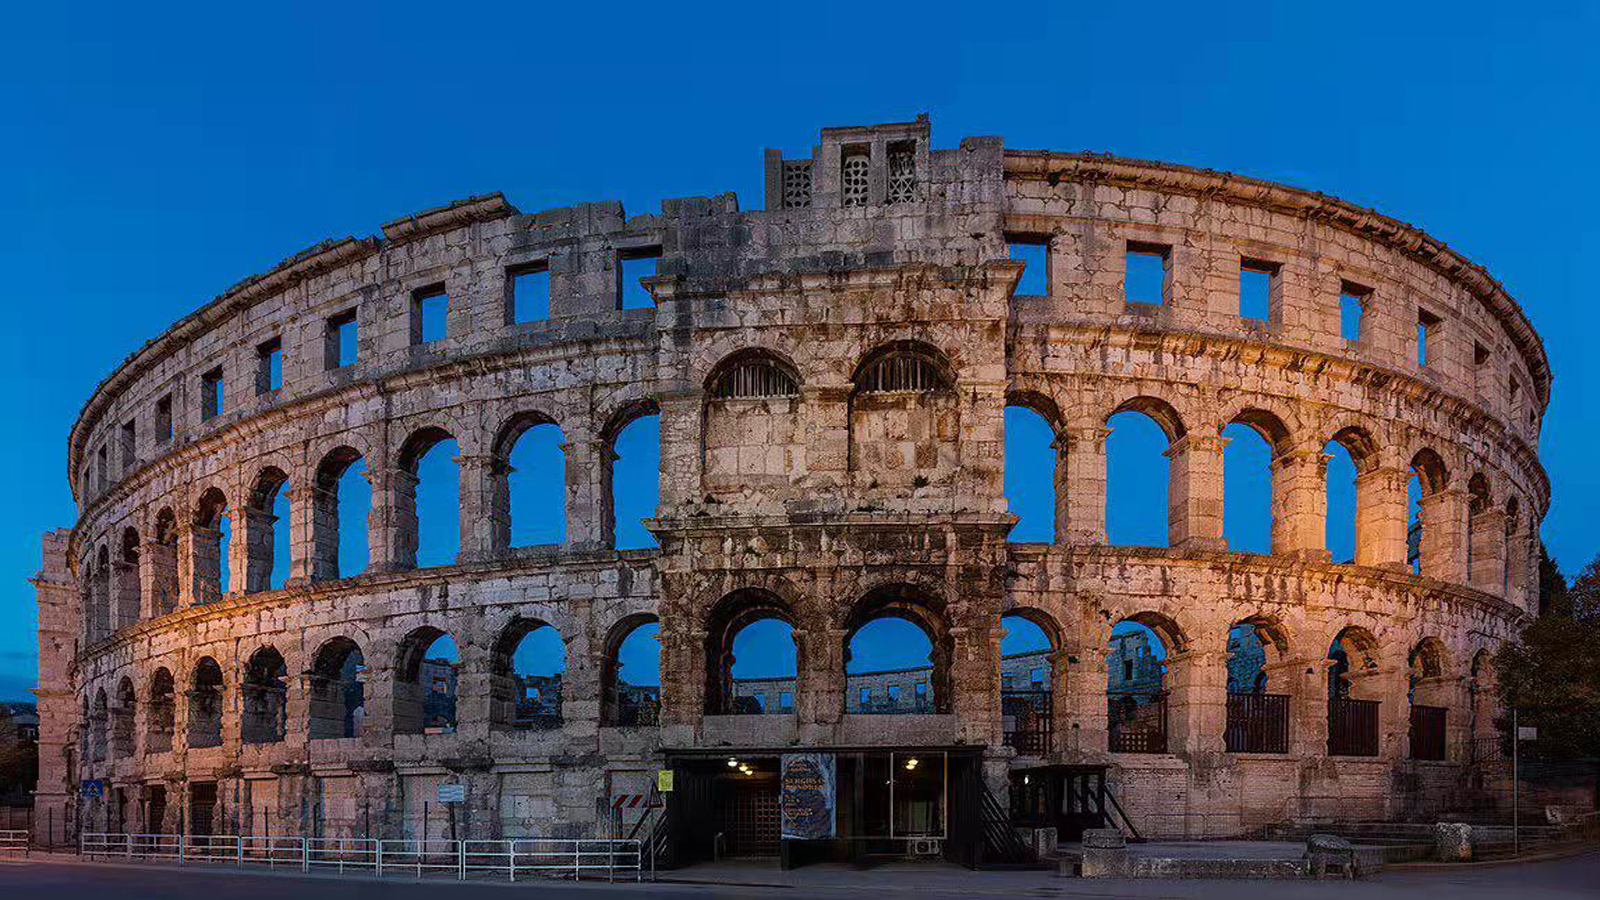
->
437;782;466;804
656;769;674;793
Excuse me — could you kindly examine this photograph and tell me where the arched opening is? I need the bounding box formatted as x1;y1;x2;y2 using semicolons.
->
151;509;179;615
146;668;175;754
1000;612;1056;753
117;527;141;630
494;414;567;550
1225;618;1292;753
844;586;950;715
1504;496;1524;597
1327;627;1381;756
241;647;288;744
1467;473;1494;587
848;342;958;491
399;428;460;569
312;446;369;581
89;688;108;764
246;467;290;593
601;615;660;726
607;408;660;551
1468;650;1498;762
394;628;458;735
1107;615;1178;753
490;619;566;731
1004;404;1058;543
1409;449;1450;577
192;488;230;603
1223;410;1291;555
187;657;224;749
111;677;136;759
702;351;804;492
1323;427;1376;564
704;590;797;715
1408;637;1449;761
308;637;366;740
91;544;111;639
1105;399;1183;547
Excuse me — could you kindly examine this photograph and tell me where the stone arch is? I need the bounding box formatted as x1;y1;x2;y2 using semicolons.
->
1408;636;1452;760
1105;610;1185;754
111;675;136;759
191;487;230;604
704;347;803;399
150;507;179;615
116;526;141;630
146;667;175;754
847;341;960;489
1409;448;1453;577
600;613;661;726
308;636;366;740
490;411;567;551
244;466;290;593
1003;395;1061;544
396;426;460;570
187;656;224;749
312;445;367;581
89;686;108;764
1221;407;1294;555
841;582;953;715
601;399;662;551
393;625;459;735
90;543;111;640
849;339;957;393
1410;448;1450;495
241;645;288;744
1106;396;1186;443
1504;495;1526;596
489;617;566;730
704;587;800;715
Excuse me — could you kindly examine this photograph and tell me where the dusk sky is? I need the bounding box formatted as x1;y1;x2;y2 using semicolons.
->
2;3;1596;699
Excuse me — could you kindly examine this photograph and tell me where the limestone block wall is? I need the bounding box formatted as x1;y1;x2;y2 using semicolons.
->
39;116;1550;844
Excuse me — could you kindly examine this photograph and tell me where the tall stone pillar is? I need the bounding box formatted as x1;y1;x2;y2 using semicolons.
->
1272;448;1331;560
1468;507;1507;593
1166;645;1228;755
565;438;610;550
1167;434;1227;550
240;504;277;594
454;454;500;562
185;524;223;605
365;467;419;573
1419;489;1469;582
31;530;78;848
795;626;846;730
1059;642;1109;761
1354;466;1410;569
286;485;318;586
949;621;1000;746
1057;425;1110;545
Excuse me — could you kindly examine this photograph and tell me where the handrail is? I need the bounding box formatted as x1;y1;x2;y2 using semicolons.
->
79;833;642;882
1102;787;1144;843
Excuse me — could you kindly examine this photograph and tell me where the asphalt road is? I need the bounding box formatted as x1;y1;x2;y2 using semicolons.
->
1;851;1597;899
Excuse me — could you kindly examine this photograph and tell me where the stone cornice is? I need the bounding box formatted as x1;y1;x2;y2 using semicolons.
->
1002;150;1552;409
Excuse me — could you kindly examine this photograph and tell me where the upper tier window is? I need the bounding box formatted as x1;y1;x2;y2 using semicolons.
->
856;352;949;394
710;360;799;400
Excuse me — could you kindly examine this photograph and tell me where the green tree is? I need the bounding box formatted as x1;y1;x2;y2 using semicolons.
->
1494;546;1600;758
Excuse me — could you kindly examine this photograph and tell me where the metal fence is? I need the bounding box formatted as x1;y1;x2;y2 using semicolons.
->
0;830;28;857
1225;692;1290;753
80;833;647;882
1001;690;1052;755
1328;697;1381;757
1108;691;1167;753
1410;704;1448;760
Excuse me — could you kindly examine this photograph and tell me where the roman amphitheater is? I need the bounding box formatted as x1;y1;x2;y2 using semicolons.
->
32;116;1549;865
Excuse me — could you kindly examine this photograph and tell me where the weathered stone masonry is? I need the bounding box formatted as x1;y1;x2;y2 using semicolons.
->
35;115;1549;844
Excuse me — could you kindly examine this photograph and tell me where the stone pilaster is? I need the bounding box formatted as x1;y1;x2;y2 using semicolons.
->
1354;465;1410;569
1057;425;1110;545
365;467;418;573
1271;447;1331;560
1419;488;1469;582
1167;433;1228;550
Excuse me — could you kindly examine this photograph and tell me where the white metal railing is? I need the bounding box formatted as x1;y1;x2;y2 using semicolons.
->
79;833;646;881
0;830;28;856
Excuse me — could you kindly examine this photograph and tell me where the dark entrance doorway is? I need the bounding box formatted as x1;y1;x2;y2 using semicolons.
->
146;784;167;834
1009;765;1107;842
189;782;217;836
666;756;781;863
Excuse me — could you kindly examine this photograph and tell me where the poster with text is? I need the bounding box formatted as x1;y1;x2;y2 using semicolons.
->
780;752;836;840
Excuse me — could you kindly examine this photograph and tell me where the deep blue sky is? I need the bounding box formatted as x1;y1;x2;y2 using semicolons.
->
3;3;1597;700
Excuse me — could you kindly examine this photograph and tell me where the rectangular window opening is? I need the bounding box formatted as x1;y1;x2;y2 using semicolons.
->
860;687;872;705
507;262;550;324
1418;308;1443;368
411;285;449;345
255;337;282;395
325;310;358;370
779;690;793;711
1125;242;1171;305
119;420;136;471
618;247;661;311
1239;259;1278;322
200;368;223;421
1007;234;1051;296
1339;281;1370;342
155;394;173;442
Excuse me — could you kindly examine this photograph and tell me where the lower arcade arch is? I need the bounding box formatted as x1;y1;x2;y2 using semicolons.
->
1106;614;1181;754
394;627;459;735
843;586;952;715
187;657;224;749
308;638;366;740
601;614;661;726
490;618;566;731
241;646;288;745
704;589;798;716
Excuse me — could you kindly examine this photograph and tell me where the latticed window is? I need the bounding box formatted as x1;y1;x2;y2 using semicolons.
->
842;153;870;207
857;352;948;393
887;146;917;204
782;161;812;210
710;359;800;399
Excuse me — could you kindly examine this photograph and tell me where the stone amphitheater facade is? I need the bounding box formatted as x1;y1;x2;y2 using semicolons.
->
32;116;1549;851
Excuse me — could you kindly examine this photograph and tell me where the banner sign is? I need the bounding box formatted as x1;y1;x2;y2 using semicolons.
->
780;753;835;840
